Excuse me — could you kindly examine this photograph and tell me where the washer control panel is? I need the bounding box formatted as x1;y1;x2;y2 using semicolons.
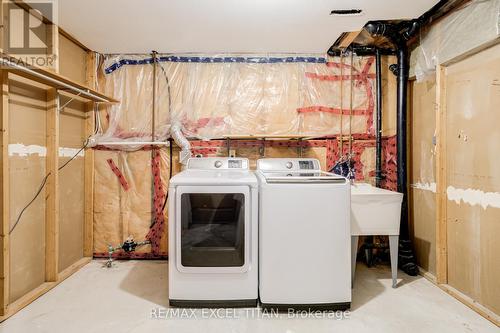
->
187;157;249;170
257;158;321;171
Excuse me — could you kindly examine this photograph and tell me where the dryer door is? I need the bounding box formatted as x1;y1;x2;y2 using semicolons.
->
175;185;250;273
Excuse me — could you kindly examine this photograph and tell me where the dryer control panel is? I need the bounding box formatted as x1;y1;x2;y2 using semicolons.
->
187;157;249;170
256;158;321;171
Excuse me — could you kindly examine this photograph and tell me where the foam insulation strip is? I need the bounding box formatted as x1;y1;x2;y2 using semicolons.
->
411;182;437;193
8;143;85;157
447;186;500;210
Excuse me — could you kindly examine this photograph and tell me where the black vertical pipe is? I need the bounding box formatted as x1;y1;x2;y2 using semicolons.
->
375;49;383;188
363;20;419;275
396;46;409;241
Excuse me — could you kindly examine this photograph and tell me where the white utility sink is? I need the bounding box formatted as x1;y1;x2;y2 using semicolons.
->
350;183;403;288
351;183;403;236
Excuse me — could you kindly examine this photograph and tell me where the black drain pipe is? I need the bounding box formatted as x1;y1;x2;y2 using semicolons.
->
375;49;383;187
365;20;419;276
395;45;411;259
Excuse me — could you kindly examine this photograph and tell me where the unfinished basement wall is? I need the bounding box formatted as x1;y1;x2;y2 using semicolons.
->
5;2;53;303
444;43;500;317
409;0;500;321
3;11;89;306
57;35;87;272
91;54;397;258
409;77;437;276
8;76;47;302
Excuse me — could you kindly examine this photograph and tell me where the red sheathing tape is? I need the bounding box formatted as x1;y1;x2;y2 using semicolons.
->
381;135;398;191
305;72;376;81
297;106;368;115
301;57;376;136
146;148;166;255
326;140;338;171
106;158;130;191
184;116;225;135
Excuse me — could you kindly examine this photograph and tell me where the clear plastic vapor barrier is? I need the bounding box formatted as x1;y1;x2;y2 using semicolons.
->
93;54;377;147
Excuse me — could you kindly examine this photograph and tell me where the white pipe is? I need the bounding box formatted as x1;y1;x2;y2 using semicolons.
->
170;122;191;165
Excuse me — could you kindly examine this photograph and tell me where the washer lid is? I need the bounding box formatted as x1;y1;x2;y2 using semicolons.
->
261;171;347;184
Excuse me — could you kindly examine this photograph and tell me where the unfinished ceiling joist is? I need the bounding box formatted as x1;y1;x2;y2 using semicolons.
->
335;31;362;49
0;55;118;105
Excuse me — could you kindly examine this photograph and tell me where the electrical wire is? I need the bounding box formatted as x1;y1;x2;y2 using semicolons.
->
158;62;172;116
9;173;51;235
9;137;91;235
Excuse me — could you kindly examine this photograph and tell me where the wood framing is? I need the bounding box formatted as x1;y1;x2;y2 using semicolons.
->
44;6;60;282
1;53;118;104
439;284;500;327
57;257;91;282
338;31;362;49
0;48;95;325
0;3;95;322
83;52;96;257
0;256;90;322
0;0;4;52
435;65;447;284
0;71;9;316
47;19;59;72
45;88;60;282
0;282;55;321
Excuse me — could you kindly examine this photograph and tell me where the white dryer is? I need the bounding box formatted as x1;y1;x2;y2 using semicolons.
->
256;158;351;310
168;157;258;307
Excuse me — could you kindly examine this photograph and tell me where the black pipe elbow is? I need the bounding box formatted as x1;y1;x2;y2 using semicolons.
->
365;21;402;46
364;21;388;37
402;20;420;41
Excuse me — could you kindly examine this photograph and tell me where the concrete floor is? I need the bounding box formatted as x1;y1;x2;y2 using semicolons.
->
0;260;497;333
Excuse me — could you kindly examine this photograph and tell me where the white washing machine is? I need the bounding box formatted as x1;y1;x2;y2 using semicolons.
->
168;157;258;307
256;158;351;310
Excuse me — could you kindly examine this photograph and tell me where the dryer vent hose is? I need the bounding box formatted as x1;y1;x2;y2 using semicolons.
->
170;122;191;165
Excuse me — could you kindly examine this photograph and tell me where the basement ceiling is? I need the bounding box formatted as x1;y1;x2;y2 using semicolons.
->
58;0;439;54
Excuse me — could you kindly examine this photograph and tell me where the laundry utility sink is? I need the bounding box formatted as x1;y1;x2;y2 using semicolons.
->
350;183;403;288
351;183;403;236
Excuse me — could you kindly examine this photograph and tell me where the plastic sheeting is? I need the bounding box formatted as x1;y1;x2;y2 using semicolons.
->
93;54;376;146
411;0;500;81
